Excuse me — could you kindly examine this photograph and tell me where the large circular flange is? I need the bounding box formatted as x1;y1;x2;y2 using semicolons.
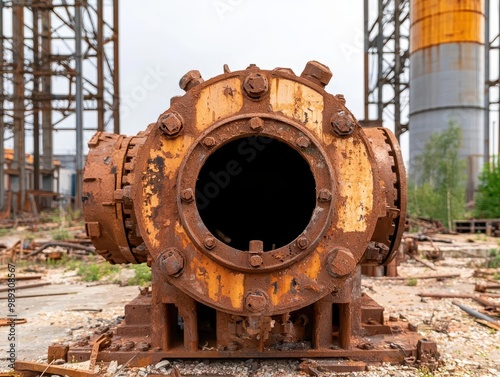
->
363;127;407;265
176;113;335;273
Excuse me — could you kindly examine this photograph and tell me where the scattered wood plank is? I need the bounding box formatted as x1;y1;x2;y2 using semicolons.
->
0;292;76;300
411;255;438;271
419;292;499;308
404;234;453;243
66;308;103;312
0;282;51;293
476;319;500;331
0;274;42;282
15;361;97;377
0;318;27;326
475;283;500;293
481;293;500;298
375;274;460;281
23;241;95;258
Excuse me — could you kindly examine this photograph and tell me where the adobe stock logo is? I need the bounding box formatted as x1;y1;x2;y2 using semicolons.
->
213;0;245;21
195;136;273;210
120;65;170;120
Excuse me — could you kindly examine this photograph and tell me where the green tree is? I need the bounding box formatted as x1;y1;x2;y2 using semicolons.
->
408;122;466;228
474;156;500;218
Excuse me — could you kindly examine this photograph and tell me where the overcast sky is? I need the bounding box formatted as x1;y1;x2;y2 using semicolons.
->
119;0;371;138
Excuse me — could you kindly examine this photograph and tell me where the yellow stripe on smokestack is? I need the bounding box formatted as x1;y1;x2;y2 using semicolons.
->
411;0;484;52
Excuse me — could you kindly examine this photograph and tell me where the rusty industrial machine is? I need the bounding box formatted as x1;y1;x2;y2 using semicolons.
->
69;61;438;368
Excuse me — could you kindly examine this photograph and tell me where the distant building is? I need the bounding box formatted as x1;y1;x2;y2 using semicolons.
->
1;150;76;212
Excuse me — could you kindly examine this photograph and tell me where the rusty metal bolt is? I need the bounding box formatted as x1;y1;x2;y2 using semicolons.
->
296;236;309;250
114;185;132;204
124;341;135;350
273;67;295;75
330;111;355;137
357;342;374;350
300;60;333;88
249;117;264;132
136;342;150;352
391;325;403;334
158;112;183;137
181;188;194;203
203;137;217;148
243;73;269;99
179;70;204;92
203;236;217;250
318;188;332;202
160;248;184;276
120;341;135;351
249;254;263;268
296;136;310;149
408;323;418;332
327;248;356;277
244;291;267;312
335;94;346;105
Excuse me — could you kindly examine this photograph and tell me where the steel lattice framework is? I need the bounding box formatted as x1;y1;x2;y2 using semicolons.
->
0;0;119;211
485;0;500;162
363;0;410;141
365;0;500;157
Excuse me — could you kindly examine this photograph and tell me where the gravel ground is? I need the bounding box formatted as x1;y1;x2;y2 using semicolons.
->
1;237;499;377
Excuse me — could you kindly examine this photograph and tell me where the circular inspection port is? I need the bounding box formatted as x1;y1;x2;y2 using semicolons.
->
195;136;316;251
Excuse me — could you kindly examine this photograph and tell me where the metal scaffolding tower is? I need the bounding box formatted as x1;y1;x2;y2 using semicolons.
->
0;0;120;212
366;0;499;159
485;0;500;162
363;0;411;141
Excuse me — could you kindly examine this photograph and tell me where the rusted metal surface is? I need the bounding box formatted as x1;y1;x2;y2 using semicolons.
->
47;344;68;363
76;62;436;368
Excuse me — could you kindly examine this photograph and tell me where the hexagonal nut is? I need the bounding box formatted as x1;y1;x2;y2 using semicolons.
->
114;185;132;204
136;342;150;352
300;60;333;87
330;112;355;137
327;248;356;277
249;254;263;268
296;136;310;149
249;117;264;131
335;94;346;105
273;67;296;75
160;248;184;276
203;236;217;250
245;291;267;312
203;137;217;148
296;236;309;250
243;73;269;99
181;188;194;203
179;70;204;92
318;189;332;202
158;112;183;137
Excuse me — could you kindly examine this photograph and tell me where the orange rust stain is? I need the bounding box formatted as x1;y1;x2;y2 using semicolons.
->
189;254;245;310
269;247;324;306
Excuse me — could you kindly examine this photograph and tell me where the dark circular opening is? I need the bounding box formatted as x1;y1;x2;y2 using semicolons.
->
195;136;316;251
